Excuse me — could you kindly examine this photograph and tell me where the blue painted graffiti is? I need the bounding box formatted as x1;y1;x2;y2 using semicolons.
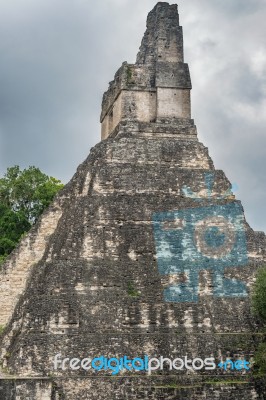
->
182;172;235;201
152;202;248;303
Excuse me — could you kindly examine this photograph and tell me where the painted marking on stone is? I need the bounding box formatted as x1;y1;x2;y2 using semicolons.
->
152;202;248;303
182;172;234;201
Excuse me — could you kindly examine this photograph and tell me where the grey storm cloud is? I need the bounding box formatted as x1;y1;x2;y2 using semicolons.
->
0;0;265;231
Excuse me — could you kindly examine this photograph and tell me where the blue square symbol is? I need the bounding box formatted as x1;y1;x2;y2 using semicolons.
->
152;202;248;302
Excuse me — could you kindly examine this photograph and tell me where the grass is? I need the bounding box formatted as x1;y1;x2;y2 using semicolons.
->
126;66;133;84
0;325;6;335
127;282;140;297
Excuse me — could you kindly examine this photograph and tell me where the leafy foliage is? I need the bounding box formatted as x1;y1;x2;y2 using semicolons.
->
0;166;64;266
252;267;266;322
252;267;266;376
0;166;64;224
254;342;266;376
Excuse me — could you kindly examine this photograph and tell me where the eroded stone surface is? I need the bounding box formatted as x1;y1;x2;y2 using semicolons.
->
0;2;266;399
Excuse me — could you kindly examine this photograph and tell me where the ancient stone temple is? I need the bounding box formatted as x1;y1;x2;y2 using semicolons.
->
0;2;266;399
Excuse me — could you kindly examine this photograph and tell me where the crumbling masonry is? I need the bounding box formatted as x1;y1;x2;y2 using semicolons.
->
0;3;266;399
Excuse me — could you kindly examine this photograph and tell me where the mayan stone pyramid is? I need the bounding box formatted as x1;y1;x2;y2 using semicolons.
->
0;2;266;399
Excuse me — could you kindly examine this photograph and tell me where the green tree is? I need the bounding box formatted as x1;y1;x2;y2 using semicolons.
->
254;342;266;375
252;267;266;375
0;203;30;259
252;268;266;322
0;166;64;224
0;166;64;266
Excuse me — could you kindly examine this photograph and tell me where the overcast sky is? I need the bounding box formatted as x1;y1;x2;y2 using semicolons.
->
0;0;265;232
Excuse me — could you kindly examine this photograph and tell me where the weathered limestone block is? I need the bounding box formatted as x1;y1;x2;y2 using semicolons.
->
0;2;266;400
0;198;64;326
101;3;192;139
